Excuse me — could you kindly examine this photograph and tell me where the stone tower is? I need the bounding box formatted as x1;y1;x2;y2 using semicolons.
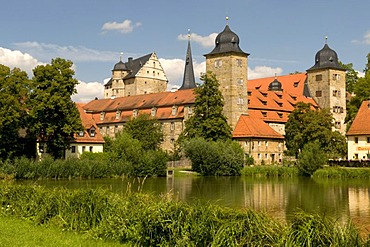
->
306;39;346;134
204;19;249;130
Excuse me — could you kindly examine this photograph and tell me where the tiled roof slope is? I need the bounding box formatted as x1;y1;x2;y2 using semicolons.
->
84;89;195;113
74;103;105;144
248;73;307;96
347;100;370;136
233;114;284;139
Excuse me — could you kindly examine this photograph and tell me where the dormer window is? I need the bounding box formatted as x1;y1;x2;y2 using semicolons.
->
133;109;138;118
261;92;267;97
90;127;96;137
262;111;267;117
78;131;84;137
293;82;299;87
151;107;157;116
115;111;121;120
172;105;178;116
278;112;283;118
291;96;297;101
100;112;105;121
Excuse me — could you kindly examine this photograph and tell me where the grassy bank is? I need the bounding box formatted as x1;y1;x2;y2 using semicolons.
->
0;216;125;247
0;182;368;246
313;167;370;179
242;165;299;177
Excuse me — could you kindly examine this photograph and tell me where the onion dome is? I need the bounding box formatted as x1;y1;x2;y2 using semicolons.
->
307;42;345;71
112;60;129;71
268;77;282;91
205;22;248;56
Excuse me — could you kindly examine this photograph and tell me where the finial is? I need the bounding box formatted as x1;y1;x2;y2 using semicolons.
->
226;16;229;25
274;73;277;79
187;29;191;40
325;33;328;44
120;52;123;61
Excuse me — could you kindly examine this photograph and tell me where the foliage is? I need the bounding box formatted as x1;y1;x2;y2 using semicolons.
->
180;72;232;142
345;53;370;129
0;65;31;160
244;154;255;166
122;114;163;151
107;132;167;177
28;58;82;159
183;137;244;176
339;61;359;94
0;183;367;246
285;102;346;159
297;141;327;176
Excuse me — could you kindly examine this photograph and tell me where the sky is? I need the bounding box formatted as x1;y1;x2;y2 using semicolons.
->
1;0;369;102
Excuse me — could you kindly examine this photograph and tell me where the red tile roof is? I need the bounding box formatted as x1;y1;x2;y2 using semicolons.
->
83;89;195;113
74;103;105;144
248;73;307;95
233;114;284;139
346;100;370;136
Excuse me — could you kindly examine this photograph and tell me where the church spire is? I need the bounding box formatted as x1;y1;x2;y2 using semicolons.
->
179;29;196;90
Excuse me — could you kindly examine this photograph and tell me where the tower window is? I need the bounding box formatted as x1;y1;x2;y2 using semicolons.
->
214;59;222;68
335;121;341;129
315;91;322;97
332;74;341;80
333;90;337;96
236;59;242;67
316;74;322;81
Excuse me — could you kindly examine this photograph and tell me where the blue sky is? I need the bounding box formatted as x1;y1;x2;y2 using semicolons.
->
1;0;369;102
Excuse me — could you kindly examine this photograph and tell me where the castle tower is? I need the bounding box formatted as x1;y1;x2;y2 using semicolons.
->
179;30;196;90
204;18;249;130
306;38;346;134
104;53;130;98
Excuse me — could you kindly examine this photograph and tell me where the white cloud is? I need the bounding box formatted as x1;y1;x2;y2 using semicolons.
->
159;58;206;90
72;80;105;103
351;31;370;45
248;66;283;79
178;33;217;48
14;42;117;62
0;47;43;75
101;19;142;34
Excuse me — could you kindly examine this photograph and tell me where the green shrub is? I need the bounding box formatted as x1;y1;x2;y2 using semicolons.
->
297;141;327;176
184;138;244;176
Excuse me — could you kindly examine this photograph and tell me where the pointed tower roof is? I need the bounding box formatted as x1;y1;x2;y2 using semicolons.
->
205;17;249;57
307;38;345;71
179;30;196;90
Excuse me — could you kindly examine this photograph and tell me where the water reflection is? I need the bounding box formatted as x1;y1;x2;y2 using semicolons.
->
19;176;370;234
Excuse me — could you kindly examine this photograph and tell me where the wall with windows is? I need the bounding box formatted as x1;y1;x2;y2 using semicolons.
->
237;138;284;165
347;135;370;160
65;143;104;159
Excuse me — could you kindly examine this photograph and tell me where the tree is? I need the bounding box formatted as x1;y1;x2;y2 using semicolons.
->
0;65;31;159
122;114;163;151
339;61;359;94
285;102;346;159
181;72;232;142
29;58;82;159
345;53;370;129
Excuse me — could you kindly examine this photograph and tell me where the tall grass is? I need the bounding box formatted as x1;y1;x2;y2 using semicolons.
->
313;167;370;179
0;182;368;246
242;165;299;178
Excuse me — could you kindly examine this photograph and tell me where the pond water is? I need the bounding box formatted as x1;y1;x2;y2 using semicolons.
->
19;176;370;234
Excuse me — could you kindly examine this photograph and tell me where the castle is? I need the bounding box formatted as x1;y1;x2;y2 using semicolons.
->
63;21;347;164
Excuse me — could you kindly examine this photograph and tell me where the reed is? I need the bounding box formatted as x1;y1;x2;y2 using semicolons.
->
242;165;299;178
0;182;368;246
313;167;370;179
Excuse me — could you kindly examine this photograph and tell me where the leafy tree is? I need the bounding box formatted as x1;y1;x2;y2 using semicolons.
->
183;138;244;176
339;61;358;94
285;102;346;159
181;72;232;142
28;58;82;159
345;53;370;128
297;141;327;176
0;65;32;159
122;114;163;151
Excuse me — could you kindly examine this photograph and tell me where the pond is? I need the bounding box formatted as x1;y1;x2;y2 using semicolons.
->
19;176;370;234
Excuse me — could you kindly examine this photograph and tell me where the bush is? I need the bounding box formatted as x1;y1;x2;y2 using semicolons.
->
297;141;327;176
184;138;244;176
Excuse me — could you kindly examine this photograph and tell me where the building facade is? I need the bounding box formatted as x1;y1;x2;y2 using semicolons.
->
347;100;370;160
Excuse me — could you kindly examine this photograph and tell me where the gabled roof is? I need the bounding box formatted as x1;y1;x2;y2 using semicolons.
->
233;114;284;139
124;53;153;80
347;100;370;136
74;103;105;144
83;89;195;113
